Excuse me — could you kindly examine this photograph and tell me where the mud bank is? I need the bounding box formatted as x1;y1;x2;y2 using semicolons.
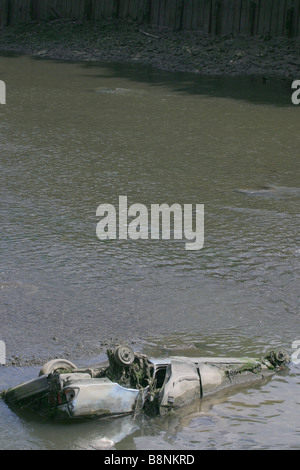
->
0;19;300;77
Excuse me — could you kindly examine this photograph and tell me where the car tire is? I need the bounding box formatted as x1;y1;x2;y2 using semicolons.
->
114;345;135;367
39;359;77;376
274;349;289;365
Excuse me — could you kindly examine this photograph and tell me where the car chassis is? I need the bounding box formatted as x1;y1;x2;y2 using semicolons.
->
2;345;289;420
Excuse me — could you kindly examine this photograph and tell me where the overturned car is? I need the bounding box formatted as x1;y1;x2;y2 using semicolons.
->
2;345;289;420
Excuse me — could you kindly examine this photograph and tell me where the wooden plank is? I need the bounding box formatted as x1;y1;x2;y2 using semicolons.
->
191;0;201;29
8;0;15;24
51;0;60;18
59;0;66;18
112;0;119;18
20;0;27;22
220;0;227;35
134;0;140;21
129;0;137;19
258;0;267;34
255;0;262;35
224;0;232;35
167;0;178;28
57;0;64;17
98;0;105;17
248;0;258;36
92;0;100;19
13;0;21;24
257;0;267;35
240;0;246;34
224;0;234;35
285;0;296;37
70;0;76;17
77;0;85;20
194;0;205;30
239;0;250;35
163;0;170;27
72;0;78;18
120;0;126;18
26;0;32;21
0;0;6;27
296;0;300;35
19;0;25;22
36;0;42;19
263;0;273;35
68;0;74;18
9;0;16;23
101;0;108;17
291;0;296;35
269;0;280;36
9;0;15;24
145;0;152;23
182;0;193;30
203;0;212;33
126;0;134;19
136;0;146;22
119;0;129;18
150;0;160;25
174;0;184;30
210;0;217;34
220;0;227;34
63;0;71;18
5;0;11;25
54;0;62;18
28;0;35;20
158;0;166;25
210;0;224;36
190;0;197;29
277;0;286;35
105;0;113;18
136;0;147;22
0;0;4;27
127;0;133;20
164;0;174;27
292;0;300;36
22;0;28;22
291;0;297;37
180;0;188;30
232;0;242;34
93;0;99;17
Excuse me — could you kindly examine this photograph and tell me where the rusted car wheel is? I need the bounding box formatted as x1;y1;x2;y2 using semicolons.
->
39;359;77;376
114;345;135;367
274;349;289;365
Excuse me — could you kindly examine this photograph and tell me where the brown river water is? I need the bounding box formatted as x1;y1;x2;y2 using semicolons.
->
0;53;299;449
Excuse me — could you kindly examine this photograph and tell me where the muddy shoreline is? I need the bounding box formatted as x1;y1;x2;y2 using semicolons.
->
1;19;300;77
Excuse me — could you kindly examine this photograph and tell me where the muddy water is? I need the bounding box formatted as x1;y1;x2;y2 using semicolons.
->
0;53;299;449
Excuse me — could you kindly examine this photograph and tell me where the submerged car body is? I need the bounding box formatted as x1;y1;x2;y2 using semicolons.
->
2;346;289;420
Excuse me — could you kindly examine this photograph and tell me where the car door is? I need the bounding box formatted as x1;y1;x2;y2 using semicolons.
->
159;359;201;414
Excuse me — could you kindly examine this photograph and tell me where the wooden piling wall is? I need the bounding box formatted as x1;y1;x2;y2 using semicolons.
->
1;0;300;37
